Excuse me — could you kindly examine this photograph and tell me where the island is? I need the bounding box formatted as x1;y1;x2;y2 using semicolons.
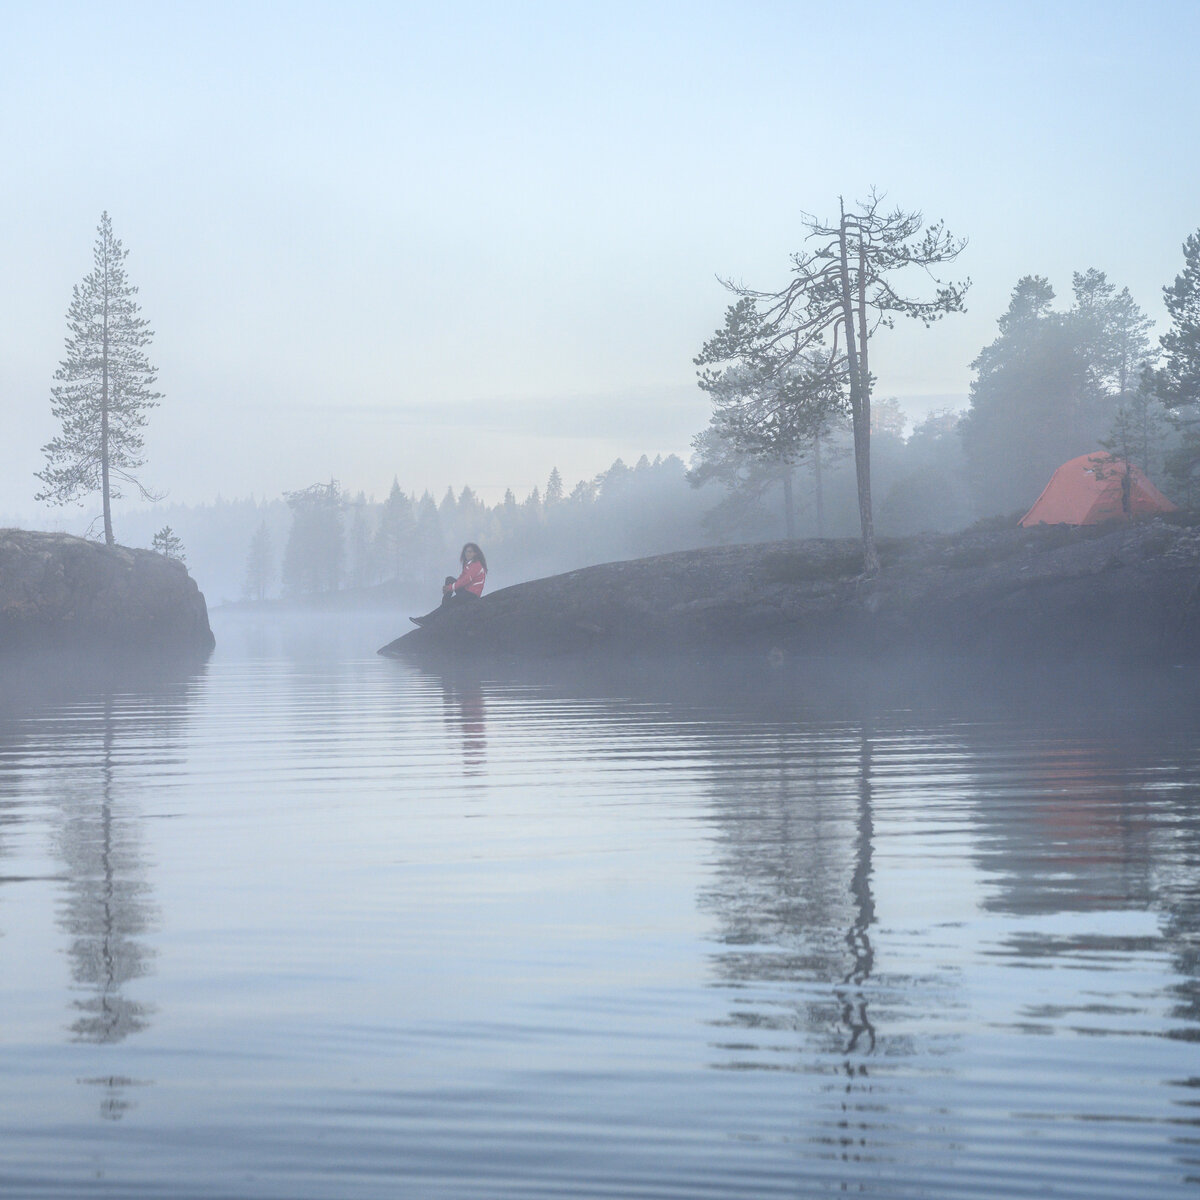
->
0;529;215;658
380;518;1200;667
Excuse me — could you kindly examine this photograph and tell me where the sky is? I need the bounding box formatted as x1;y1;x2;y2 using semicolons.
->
2;0;1198;525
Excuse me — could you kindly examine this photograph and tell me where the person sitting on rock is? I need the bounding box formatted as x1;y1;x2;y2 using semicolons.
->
410;543;488;626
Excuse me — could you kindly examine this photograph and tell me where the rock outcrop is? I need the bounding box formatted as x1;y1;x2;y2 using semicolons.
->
0;529;215;658
380;519;1200;666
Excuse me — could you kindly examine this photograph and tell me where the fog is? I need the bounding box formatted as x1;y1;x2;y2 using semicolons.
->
62;410;973;605
4;2;1199;591
6;13;1200;1195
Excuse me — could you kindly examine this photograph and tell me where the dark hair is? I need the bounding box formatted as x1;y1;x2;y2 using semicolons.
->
461;543;487;571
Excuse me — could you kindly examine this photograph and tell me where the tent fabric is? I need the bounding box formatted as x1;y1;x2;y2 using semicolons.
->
1018;453;1177;527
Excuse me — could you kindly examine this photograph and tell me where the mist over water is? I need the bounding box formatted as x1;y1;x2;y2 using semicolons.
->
7;7;1200;1191
1;611;1198;1198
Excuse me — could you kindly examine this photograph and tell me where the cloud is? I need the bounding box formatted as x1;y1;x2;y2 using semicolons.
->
256;384;707;444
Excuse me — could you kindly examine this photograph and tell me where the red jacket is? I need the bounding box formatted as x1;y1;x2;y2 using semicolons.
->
450;559;486;596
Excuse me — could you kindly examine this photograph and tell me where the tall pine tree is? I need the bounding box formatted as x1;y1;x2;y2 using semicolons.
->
242;521;275;601
281;481;344;596
699;192;968;572
36;212;162;546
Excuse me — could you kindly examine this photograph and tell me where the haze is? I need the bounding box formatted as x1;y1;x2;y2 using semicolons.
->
2;0;1197;525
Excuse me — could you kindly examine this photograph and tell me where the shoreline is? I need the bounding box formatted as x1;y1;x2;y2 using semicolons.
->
380;518;1200;668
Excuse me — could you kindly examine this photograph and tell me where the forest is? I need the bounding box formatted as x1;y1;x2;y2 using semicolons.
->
92;245;1200;609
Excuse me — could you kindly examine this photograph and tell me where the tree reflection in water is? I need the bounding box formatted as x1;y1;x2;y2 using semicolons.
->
835;735;876;1061
56;695;156;1045
700;724;884;1078
39;672;196;1118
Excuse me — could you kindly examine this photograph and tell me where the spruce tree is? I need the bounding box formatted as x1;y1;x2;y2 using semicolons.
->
281;481;344;596
1151;229;1200;501
242;522;275;601
1155;230;1200;406
374;480;414;581
151;526;186;563
962;271;1155;516
35;212;162;546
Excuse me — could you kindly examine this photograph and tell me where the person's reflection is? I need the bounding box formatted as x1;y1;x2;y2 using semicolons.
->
441;679;488;777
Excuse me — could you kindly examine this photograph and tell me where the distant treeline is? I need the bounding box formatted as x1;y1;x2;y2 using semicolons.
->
26;210;1199;604
109;410;968;605
110;262;1193;606
693;265;1194;550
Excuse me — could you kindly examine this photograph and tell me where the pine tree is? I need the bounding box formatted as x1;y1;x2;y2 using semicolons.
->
568;479;596;506
965;270;1160;516
347;498;376;589
151;526;186;563
456;485;484;538
35;212;162;546
374;479;414;581
242;522;275;601
1150;229;1200;501
412;492;446;585
1153;230;1200;407
1070;269;1154;447
700;193;968;572
281;480;344;596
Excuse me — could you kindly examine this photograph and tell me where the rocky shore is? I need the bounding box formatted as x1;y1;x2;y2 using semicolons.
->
0;529;215;658
380;518;1200;667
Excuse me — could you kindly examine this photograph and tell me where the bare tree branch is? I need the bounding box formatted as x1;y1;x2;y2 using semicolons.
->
695;194;970;573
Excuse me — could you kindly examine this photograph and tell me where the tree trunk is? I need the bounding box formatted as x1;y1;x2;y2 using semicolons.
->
838;732;876;1057
856;235;878;572
101;243;113;547
837;205;879;574
782;467;796;539
813;431;825;538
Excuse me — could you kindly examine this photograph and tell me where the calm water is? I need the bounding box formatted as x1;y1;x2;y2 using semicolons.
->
2;611;1199;1198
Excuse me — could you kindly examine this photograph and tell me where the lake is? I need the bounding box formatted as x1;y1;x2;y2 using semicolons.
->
2;610;1198;1198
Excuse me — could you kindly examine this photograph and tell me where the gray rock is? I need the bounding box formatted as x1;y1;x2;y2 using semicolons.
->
0;529;215;658
380;519;1200;666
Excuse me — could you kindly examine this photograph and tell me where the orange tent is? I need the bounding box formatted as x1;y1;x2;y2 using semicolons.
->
1019;453;1177;527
